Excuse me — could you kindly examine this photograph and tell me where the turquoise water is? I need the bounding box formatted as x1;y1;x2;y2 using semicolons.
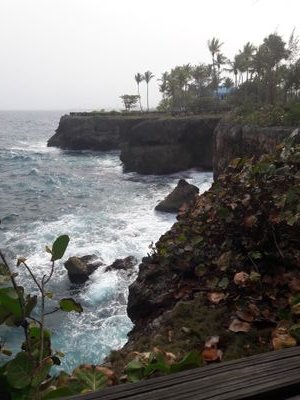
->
0;111;213;371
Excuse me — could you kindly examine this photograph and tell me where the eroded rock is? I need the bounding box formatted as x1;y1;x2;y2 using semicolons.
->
155;179;199;213
64;255;103;283
105;256;138;272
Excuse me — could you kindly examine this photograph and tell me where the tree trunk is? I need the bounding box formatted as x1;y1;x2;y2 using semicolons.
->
147;83;149;112
137;84;143;112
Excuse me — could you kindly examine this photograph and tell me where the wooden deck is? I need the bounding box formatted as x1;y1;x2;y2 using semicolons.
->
66;347;300;400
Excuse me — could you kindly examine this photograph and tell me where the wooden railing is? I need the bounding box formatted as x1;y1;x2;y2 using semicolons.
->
65;346;300;400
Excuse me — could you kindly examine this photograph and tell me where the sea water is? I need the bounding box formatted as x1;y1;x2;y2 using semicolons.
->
0;110;213;371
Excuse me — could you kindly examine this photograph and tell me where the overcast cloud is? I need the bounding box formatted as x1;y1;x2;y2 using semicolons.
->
0;0;299;110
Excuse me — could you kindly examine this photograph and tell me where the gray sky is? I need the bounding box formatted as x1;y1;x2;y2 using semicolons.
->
0;0;299;110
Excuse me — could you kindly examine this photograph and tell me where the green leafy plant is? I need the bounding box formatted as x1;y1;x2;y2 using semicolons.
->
0;235;84;399
125;349;202;383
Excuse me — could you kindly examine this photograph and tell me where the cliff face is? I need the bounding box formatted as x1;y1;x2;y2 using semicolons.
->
48;114;220;174
120;117;219;174
47;115;150;151
116;131;300;372
48;114;297;177
213;123;295;178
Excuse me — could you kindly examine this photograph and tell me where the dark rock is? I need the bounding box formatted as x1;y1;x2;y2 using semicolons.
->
155;179;199;213
48;114;220;175
105;256;138;272
120;117;219;174
47;115;148;151
64;255;103;283
213;123;296;178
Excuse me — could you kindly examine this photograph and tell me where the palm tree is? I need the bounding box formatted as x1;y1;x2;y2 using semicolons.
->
144;71;155;111
208;37;224;92
208;37;223;65
240;42;256;81
135;73;144;112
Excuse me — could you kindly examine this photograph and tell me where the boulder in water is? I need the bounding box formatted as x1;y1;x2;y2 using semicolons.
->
105;256;138;272
155;179;199;213
64;255;103;283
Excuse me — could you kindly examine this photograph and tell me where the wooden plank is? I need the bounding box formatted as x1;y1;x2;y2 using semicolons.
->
65;347;300;400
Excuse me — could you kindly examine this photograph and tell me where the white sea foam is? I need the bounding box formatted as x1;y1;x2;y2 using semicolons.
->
0;111;214;372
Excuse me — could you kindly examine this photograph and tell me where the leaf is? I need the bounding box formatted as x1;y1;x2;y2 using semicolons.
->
244;215;257;228
216;251;232;271
0;263;9;277
0;287;22;319
31;357;53;387
6;352;34;389
236;310;254;323
16;257;27;267
233;272;250;287
249;271;261;283
289;324;300;342
207;292;225;304
42;387;76;399
218;277;229;290
125;360;145;382
45;246;52;255
51;235;70;261
144;352;170;376
249;251;262;260
191;236;204;246
170;351;202;373
1;348;12;356
228;318;251;333
73;365;107;391
202;348;222;362
272;327;297;350
204;336;219;348
59;298;83;313
24;295;37;317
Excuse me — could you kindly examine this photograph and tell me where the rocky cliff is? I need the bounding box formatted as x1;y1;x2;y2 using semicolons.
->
48;114;298;178
213;123;295;178
106;131;300;376
47;114;220;174
120;117;219;174
47;115;150;151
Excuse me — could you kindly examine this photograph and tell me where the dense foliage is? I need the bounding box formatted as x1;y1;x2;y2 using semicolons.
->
155;31;300;119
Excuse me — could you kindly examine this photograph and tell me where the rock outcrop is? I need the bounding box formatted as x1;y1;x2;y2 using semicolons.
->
48;113;298;178
64;255;103;283
47;115;150;151
155;179;199;213
48;114;220;175
105;256;138;272
120;116;219;174
123;131;300;368
213;123;295;178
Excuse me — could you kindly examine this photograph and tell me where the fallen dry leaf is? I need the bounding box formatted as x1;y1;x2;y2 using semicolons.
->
202;348;223;362
292;303;300;315
95;366;115;379
248;303;260;317
241;194;251;206
207;292;225;304
288;276;300;293
168;330;174;343
244;215;257;228
272;334;297;350
234;272;250;287
229;318;251;333
204;336;219;349
216;251;232;271
236;310;254;323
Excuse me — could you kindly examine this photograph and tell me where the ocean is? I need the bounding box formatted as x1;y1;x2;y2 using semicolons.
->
0;110;213;372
